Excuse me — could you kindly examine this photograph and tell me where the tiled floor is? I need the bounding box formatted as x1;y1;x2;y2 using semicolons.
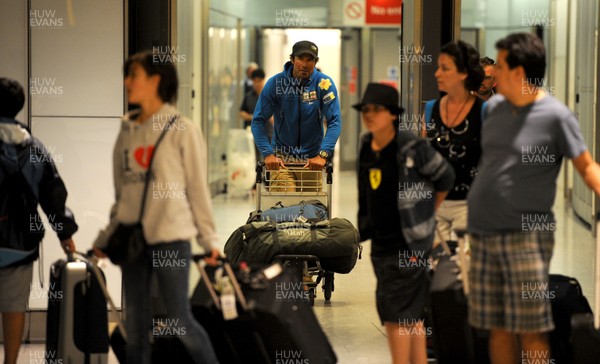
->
3;170;596;364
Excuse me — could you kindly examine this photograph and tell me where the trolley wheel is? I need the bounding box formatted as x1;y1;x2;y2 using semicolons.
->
323;273;334;301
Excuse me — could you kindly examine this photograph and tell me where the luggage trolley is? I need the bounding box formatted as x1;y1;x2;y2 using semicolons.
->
255;161;334;305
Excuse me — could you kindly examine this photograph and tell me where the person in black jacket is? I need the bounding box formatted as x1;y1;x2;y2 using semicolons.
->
356;83;454;364
0;77;77;364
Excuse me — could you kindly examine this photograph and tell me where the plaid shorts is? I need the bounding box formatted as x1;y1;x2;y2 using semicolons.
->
468;232;555;333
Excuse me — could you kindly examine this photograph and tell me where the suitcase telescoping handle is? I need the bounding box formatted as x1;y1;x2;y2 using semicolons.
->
435;227;470;296
192;254;250;312
78;250;128;342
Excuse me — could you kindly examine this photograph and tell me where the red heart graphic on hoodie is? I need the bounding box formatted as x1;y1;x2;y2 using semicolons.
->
134;146;154;169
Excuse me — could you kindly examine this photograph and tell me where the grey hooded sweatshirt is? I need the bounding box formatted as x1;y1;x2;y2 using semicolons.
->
94;104;217;251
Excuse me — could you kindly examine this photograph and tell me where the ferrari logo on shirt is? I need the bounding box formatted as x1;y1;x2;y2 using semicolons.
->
369;168;382;190
319;78;332;91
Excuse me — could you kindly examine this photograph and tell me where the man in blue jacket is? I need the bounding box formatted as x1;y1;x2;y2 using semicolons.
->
251;40;342;174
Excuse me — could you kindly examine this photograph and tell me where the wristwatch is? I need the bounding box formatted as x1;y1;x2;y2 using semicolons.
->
319;150;330;159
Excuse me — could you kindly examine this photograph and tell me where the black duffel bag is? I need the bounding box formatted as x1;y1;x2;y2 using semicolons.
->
224;218;360;274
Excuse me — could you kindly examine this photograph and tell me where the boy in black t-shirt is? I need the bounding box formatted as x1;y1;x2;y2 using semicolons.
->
356;83;454;364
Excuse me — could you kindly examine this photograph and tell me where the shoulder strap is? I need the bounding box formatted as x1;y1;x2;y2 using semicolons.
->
424;99;436;124
481;100;488;121
138;115;179;222
395;132;419;167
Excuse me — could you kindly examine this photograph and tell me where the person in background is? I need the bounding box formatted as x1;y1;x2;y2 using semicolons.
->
93;51;220;364
357;83;455;364
243;62;259;94
0;77;77;364
240;68;272;134
477;56;497;101
425;41;485;245
468;32;600;363
240;68;273;170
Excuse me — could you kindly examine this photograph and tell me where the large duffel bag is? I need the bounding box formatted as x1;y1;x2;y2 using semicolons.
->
224;218;360;273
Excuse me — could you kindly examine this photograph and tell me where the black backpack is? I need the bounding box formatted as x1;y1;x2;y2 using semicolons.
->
0;142;44;267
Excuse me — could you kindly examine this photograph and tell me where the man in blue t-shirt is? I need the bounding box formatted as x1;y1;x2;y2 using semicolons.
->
251;40;341;171
467;32;600;363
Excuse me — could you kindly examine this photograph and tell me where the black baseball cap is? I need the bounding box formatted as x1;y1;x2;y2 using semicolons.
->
290;41;319;59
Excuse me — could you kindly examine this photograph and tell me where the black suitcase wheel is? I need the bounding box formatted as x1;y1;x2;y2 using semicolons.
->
323;273;334;301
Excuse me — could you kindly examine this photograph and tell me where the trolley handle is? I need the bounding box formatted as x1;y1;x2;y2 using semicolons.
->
326;162;333;184
256;162;264;184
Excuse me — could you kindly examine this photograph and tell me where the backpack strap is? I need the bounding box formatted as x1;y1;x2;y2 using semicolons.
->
481;100;488;121
424;99;436;124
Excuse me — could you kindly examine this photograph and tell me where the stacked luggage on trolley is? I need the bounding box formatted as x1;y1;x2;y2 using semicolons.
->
224;162;361;305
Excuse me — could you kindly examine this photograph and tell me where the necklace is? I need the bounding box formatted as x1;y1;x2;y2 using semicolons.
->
445;95;471;128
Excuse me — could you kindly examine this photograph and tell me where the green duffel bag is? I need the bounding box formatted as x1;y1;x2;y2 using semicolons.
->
224;218;360;274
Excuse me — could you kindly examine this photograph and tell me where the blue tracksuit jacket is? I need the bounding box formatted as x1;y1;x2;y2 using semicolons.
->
251;61;342;159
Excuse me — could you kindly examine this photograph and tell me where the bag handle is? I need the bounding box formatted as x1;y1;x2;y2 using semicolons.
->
192;254;250;311
138;115;179;222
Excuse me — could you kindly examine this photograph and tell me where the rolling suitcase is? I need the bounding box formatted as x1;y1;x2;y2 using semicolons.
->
548;274;592;363
191;255;337;364
429;230;490;364
571;217;600;363
46;252;113;364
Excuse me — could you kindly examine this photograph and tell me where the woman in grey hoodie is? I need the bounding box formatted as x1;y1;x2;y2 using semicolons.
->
93;51;220;364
